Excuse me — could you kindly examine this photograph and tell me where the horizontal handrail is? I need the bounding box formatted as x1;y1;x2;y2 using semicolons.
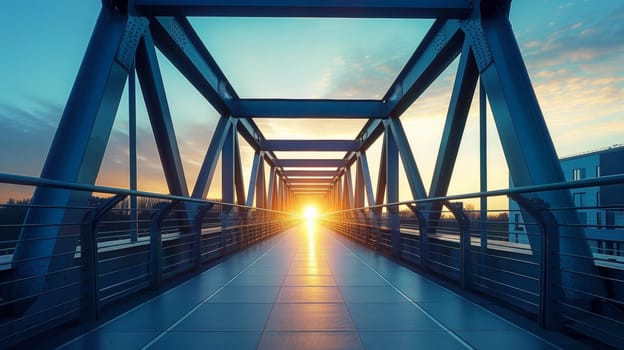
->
324;173;624;214
0;172;297;216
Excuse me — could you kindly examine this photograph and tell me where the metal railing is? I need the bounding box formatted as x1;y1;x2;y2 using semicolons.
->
0;173;297;349
322;174;624;349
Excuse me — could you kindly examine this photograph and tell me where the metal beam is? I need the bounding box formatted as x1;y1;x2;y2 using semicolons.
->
134;0;473;19
233;99;384;119
13;9;147;312
149;16;235;115
375;134;387;208
383;19;464;118
267;167;277;209
192;117;232;198
292;189;330;193
273;159;345;168
288;184;332;189
387;119;427;200
429;40;479;200
360;152;376;207
285;178;335;184
282;170;338;177
256;154;266;208
472;14;604;297
245;151;261;207
261;140;361;152
234;131;246;205
222;119;236;204
136;31;189;196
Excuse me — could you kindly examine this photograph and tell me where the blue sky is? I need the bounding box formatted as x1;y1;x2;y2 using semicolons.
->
0;0;622;204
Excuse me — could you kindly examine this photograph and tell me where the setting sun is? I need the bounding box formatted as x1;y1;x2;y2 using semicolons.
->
303;206;318;220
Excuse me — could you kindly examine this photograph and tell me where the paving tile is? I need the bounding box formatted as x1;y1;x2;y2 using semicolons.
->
102;298;194;332
347;303;442;331
258;331;364;350
173;303;273;331
276;286;344;303
150;331;262;350
457;330;559;349
58;331;158;350
359;331;466;350
208;286;280;303
339;286;407;303
266;303;356;331
283;274;337;286
418;299;518;331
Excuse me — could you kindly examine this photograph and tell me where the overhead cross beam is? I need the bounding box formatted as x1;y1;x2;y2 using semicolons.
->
285;178;335;184
282;170;339;177
261;140;361;152
273;159;345;168
233;99;384;119
134;0;473;19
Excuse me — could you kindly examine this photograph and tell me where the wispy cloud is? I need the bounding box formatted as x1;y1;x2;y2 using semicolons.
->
523;5;624;68
0;100;62;176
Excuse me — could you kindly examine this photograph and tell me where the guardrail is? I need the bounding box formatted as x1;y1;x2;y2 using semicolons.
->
321;174;624;349
0;173;297;349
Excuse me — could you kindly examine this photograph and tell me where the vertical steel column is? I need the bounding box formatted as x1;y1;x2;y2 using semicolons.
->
344;167;354;210
233;132;246;205
129;62;138;243
267;167;276;209
385;124;401;257
221;119;236;252
479;80;488;259
246;151;262;207
256;155;266;209
375;135;387;211
354;155;365;208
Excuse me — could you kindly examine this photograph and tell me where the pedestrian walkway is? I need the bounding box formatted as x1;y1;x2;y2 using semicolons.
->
59;223;562;349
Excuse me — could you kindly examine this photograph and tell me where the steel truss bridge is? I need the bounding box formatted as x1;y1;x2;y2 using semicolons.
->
1;0;623;348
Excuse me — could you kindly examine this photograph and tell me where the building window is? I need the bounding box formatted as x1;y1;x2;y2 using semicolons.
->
572;168;586;180
596;212;602;229
596;165;601;177
577;211;587;225
596;191;600;206
573;192;585;207
514;213;523;230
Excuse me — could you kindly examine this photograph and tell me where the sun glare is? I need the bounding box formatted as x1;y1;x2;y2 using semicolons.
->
303;206;318;220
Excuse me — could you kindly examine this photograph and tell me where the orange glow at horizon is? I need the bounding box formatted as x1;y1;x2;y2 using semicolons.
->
303;205;318;220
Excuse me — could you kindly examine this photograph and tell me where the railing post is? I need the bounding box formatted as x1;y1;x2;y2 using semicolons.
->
408;204;429;273
390;208;402;258
192;203;213;270
80;194;126;321
221;205;233;255
444;201;472;290
510;195;562;330
150;201;176;290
